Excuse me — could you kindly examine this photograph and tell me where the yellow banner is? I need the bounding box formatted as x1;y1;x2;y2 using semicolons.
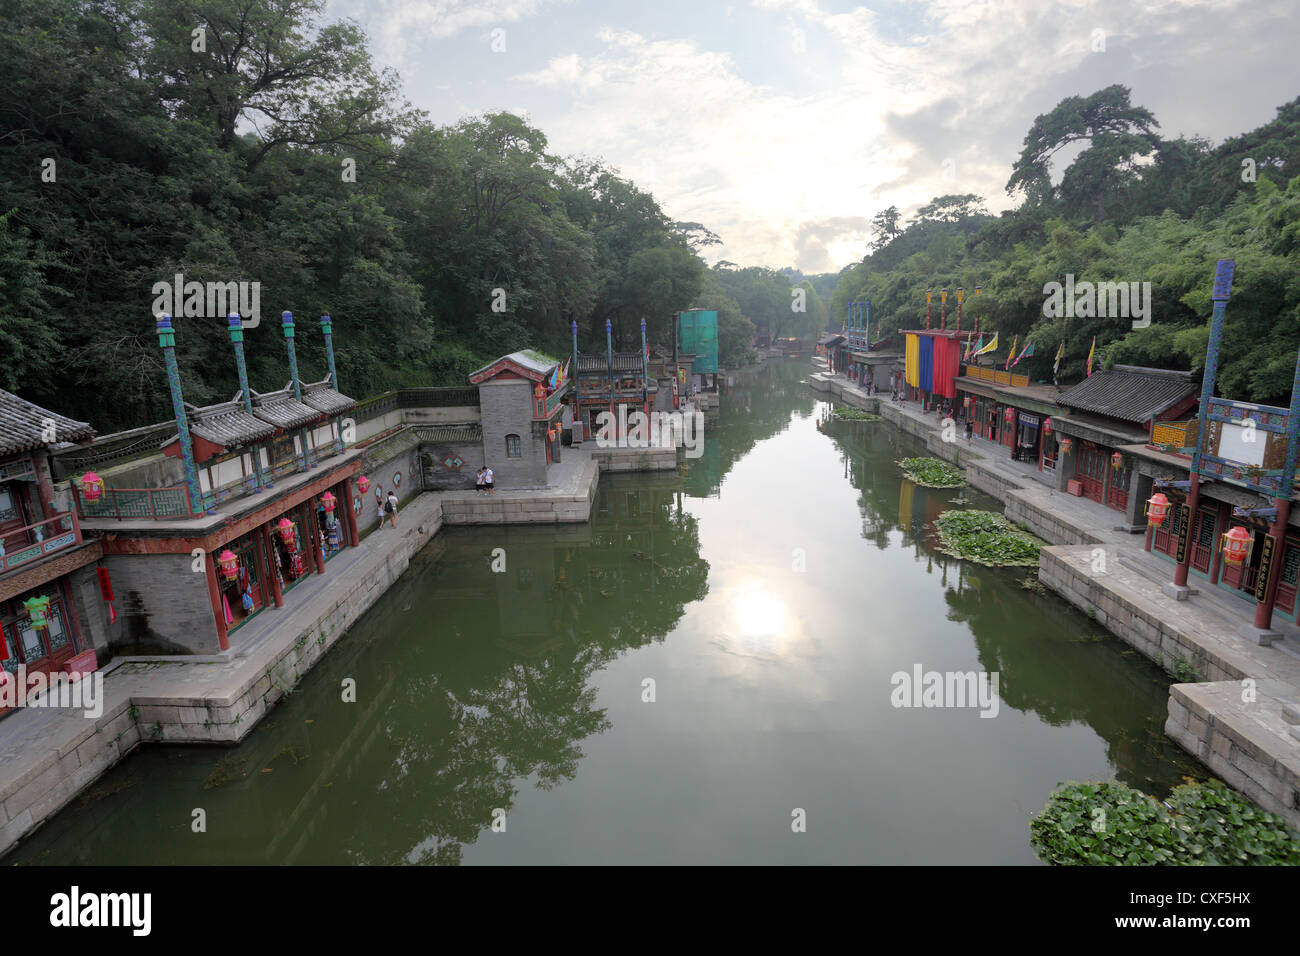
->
905;334;919;387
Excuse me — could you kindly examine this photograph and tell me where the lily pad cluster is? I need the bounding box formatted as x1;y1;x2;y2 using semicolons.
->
833;406;881;421
897;456;966;488
1031;779;1300;865
934;509;1042;566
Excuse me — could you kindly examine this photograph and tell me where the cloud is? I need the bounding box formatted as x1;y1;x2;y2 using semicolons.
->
357;0;571;64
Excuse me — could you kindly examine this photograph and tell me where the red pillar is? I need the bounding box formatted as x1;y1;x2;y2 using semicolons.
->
306;504;323;575
1254;498;1291;630
204;551;230;651
261;525;283;608
342;481;359;547
1173;475;1199;588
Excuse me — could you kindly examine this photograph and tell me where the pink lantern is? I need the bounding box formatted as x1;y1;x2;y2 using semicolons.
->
276;517;297;550
321;491;337;513
1043;418;1053;436
1222;526;1252;566
217;549;239;581
357;475;370;494
80;471;104;502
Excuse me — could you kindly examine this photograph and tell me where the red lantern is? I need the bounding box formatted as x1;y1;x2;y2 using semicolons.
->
276;517;297;550
1145;492;1171;527
81;471;104;502
1043;417;1053;435
321;491;337;513
1222;525;1252;566
1059;437;1073;454
358;476;370;494
1004;407;1014;423
217;549;239;581
1111;451;1124;470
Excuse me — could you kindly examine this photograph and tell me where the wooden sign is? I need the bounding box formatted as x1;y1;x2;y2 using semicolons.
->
1175;504;1191;564
1255;534;1276;603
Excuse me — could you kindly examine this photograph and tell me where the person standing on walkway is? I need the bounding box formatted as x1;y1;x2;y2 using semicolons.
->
375;494;385;529
965;419;974;444
385;490;399;528
475;467;485;496
483;467;495;496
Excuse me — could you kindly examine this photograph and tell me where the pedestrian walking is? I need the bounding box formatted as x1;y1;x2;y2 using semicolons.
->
385;490;399;528
965;419;974;444
375;495;385;528
483;467;495;496
475;467;485;496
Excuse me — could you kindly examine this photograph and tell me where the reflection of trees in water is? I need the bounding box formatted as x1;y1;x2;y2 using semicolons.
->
4;484;710;867
816;401;1201;798
681;361;817;498
339;481;709;864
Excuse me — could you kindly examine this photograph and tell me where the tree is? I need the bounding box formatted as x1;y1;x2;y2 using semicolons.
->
1007;85;1160;221
912;194;988;224
870;206;903;251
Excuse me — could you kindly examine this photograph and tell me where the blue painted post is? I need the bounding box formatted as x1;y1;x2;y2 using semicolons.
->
1178;259;1234;590
572;320;581;438
606;318;615;436
282;311;311;469
864;301;871;349
640;317;649;416
157;314;205;515
228;314;266;492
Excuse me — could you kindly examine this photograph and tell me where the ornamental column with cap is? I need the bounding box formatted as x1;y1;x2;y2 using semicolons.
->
320;312;339;390
228;314;266;492
157;314;205;516
1176;259;1235;591
282;311;311;469
606;318;615;436
640;317;649;417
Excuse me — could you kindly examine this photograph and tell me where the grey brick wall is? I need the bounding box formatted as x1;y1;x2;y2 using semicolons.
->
420;442;485;491
479;379;548;488
105;552;220;655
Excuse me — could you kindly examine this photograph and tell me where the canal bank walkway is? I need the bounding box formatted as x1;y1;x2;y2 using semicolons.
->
810;363;1300;826
0;442;671;855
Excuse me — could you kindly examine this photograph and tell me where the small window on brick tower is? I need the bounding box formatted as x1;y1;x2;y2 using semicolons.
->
506;434;521;459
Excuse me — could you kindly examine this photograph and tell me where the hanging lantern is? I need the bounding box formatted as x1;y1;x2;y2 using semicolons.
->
1222;525;1252;566
357;475;370;494
1145;492;1171;527
80;471;104;502
1004;407;1014;423
962;396;970;408
1043;417;1053;436
276;517;297;548
217;549;239;581
1111;451;1124;470
23;595;51;630
1059;437;1073;454
321;491;337;514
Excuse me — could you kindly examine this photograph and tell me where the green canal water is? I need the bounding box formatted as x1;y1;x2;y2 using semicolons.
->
9;362;1202;865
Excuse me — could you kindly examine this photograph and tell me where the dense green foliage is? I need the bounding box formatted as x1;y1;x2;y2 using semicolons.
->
0;0;757;430
834;86;1300;402
933;510;1042;566
1032;778;1300;865
897;456;966;488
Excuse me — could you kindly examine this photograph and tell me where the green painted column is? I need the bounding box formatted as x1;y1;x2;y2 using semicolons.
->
157;314;205;515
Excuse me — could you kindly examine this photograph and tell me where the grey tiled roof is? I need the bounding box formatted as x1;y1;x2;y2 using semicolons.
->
1056;367;1196;424
250;388;323;430
183;401;275;448
577;352;646;373
469;350;560;383
301;379;356;417
0;388;93;456
818;333;846;346
412;424;483;443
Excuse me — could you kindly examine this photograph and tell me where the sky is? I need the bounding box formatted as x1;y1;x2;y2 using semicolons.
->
326;0;1299;274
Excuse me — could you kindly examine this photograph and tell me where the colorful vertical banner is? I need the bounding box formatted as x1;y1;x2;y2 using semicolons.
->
1086;336;1096;377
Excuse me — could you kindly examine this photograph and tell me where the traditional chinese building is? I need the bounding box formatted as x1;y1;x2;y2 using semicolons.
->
469;349;567;488
569;319;654;441
1052;365;1198;522
0;390;106;694
73;312;362;655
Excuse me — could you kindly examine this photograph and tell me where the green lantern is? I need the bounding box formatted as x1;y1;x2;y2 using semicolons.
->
23;595;52;630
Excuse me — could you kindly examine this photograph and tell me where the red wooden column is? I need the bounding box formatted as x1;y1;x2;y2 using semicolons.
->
260;524;283;608
1255;498;1292;629
58;577;88;655
305;504;323;575
203;550;230;651
342;480;359;547
1174;476;1200;588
